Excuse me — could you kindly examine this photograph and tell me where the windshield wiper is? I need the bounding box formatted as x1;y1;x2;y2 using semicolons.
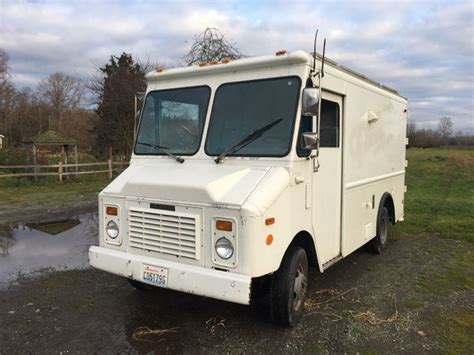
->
215;118;283;164
136;142;185;163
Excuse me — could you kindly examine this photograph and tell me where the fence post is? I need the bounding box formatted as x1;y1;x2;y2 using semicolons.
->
108;159;112;179
58;161;63;183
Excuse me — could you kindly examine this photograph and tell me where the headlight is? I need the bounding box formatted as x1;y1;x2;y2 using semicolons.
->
106;220;119;239
215;237;234;260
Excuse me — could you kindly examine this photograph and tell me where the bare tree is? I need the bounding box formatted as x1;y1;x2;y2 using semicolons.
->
0;49;16;145
37;72;84;130
183;27;242;66
438;117;453;145
0;48;10;93
406;122;417;147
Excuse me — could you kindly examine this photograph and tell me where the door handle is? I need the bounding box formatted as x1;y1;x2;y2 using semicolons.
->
294;176;305;184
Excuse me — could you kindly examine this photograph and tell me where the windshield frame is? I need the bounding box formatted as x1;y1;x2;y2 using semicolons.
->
133;85;211;157
204;76;302;159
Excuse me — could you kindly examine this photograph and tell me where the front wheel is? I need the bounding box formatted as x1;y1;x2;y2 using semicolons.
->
270;246;308;326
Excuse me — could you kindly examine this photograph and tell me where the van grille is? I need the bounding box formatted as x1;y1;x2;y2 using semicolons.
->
128;207;199;259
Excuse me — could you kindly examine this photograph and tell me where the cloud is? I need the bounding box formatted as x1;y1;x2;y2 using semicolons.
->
1;0;473;132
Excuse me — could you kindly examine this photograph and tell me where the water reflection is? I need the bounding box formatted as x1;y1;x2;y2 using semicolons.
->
0;213;98;287
0;224;16;256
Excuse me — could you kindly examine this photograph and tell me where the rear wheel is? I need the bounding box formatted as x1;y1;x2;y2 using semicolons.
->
270;246;308;326
368;206;390;254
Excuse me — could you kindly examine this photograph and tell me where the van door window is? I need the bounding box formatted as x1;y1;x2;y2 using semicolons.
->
320;100;340;148
298;98;340;156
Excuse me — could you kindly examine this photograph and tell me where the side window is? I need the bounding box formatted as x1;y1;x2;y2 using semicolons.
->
320;100;340;148
297;98;340;156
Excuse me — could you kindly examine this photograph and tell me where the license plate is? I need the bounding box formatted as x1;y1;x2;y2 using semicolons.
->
141;264;168;287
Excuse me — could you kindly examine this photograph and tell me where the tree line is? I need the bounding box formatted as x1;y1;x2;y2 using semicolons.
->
407;117;473;148
0;28;241;161
0;26;471;163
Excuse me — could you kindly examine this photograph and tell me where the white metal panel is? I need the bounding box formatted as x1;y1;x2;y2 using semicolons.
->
128;207;201;260
104;161;269;207
312;92;343;264
340;78;407;256
89;246;251;305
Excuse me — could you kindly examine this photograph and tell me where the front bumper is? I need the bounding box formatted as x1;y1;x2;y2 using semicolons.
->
89;246;251;305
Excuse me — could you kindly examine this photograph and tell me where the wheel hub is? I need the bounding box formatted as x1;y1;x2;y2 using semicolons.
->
293;264;307;311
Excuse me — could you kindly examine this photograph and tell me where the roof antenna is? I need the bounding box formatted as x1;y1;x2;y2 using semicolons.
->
321;38;326;78
311;29;318;74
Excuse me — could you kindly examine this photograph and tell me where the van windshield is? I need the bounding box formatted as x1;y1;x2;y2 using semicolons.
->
205;77;301;157
135;86;210;155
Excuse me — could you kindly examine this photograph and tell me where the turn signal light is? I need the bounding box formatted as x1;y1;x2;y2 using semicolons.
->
216;220;233;231
106;206;118;216
265;217;275;225
266;234;274;245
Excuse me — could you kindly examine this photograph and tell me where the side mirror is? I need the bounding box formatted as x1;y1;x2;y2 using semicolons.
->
302;88;320;116
302;132;318;150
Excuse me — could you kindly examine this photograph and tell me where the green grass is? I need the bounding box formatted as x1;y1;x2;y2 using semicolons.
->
439;311;474;354
0;176;109;204
402;297;424;310
393;148;474;242
417;248;474;296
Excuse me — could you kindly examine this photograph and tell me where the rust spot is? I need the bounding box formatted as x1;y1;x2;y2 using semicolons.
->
275;50;288;56
155;67;165;73
221;57;232;63
198;62;209;67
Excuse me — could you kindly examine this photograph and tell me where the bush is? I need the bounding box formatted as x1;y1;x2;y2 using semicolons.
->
0;147;29;166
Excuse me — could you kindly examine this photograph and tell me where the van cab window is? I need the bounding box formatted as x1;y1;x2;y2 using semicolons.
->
205;77;301;157
297;98;340;156
135;86;210;155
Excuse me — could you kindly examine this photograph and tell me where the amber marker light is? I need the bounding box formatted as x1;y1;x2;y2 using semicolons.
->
266;234;274;245
106;206;118;216
265;217;275;225
216;220;233;231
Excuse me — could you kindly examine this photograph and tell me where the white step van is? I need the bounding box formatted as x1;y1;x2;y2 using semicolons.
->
89;50;407;326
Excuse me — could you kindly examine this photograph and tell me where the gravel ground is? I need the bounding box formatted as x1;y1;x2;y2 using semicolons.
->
0;217;472;354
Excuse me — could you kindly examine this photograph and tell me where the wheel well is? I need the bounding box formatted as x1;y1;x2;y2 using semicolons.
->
289;231;318;267
380;193;396;224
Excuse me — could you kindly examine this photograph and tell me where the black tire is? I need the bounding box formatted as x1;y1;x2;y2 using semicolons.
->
128;278;153;291
270;246;308;327
368;206;390;254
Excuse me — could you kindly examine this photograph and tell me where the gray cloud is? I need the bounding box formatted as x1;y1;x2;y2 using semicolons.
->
1;0;473;132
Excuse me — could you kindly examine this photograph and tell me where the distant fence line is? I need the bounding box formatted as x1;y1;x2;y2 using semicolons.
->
0;160;128;182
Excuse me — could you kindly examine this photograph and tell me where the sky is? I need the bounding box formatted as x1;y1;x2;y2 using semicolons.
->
1;0;473;133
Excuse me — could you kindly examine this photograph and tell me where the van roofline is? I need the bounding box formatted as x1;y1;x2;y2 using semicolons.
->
146;50;404;99
145;50;309;82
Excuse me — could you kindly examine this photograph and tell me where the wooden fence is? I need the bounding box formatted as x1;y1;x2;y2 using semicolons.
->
0;160;128;182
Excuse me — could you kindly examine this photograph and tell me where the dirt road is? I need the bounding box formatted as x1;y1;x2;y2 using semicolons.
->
0;212;472;353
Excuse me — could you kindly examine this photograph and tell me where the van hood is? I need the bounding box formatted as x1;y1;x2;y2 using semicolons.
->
102;161;288;208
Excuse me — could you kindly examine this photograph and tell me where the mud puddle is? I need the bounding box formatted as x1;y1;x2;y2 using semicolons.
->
0;213;98;287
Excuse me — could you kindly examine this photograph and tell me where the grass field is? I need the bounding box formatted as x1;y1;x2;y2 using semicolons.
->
0;175;109;204
393;148;474;242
